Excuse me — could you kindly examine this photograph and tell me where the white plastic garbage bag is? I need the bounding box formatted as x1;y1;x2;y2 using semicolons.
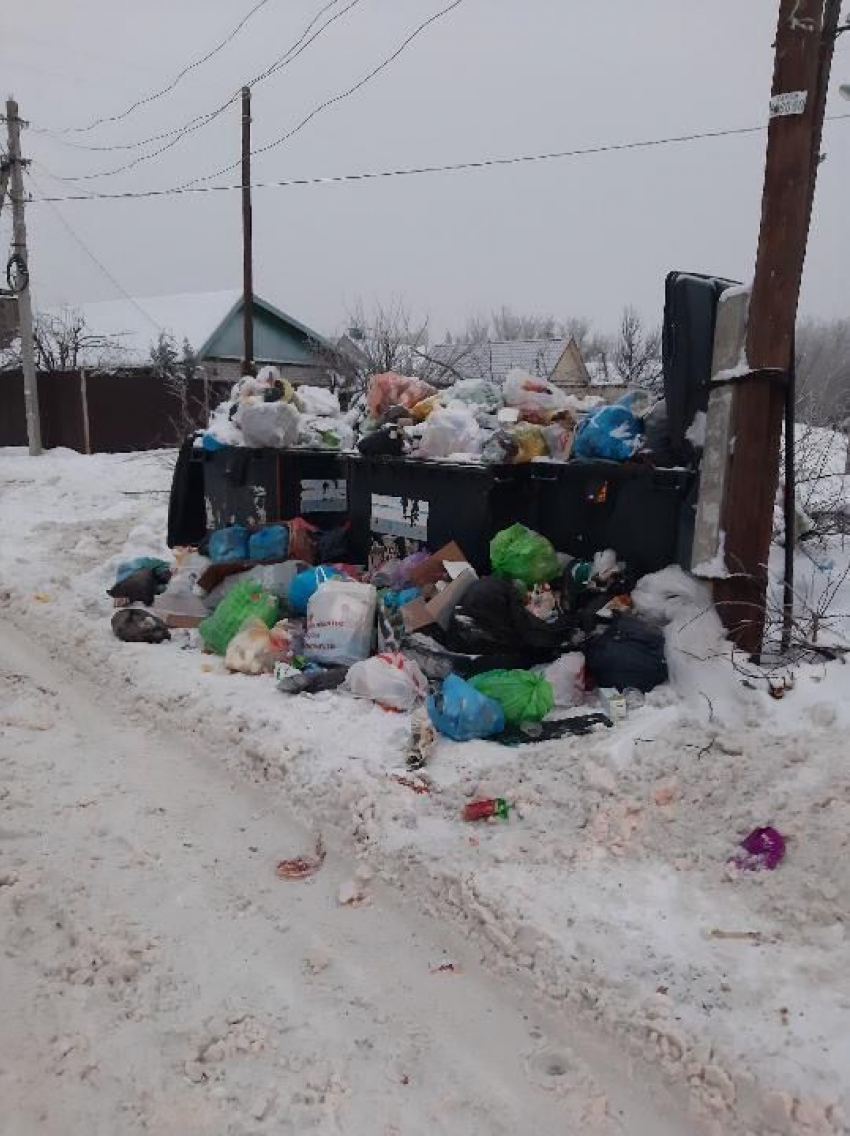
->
297;415;355;451
304;579;377;666
345;652;428;711
503;368;569;420
225;618;294;675
417;402;482;459
448;378;503;414
206;400;244;446
541;652;585;708
236;401;300;448
296;386;341;417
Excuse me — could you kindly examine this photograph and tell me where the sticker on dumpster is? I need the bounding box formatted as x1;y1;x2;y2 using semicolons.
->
300;478;347;512
371;494;430;540
769;90;807;118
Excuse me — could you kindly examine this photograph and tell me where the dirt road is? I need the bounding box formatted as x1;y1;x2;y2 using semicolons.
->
0;620;687;1135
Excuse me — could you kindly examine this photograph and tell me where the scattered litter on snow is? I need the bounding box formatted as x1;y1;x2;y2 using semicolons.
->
275;836;327;880
731;826;787;872
2;446;850;1135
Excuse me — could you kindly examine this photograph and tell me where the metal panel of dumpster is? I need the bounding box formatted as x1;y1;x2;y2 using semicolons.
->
276;449;348;530
203;447;279;530
662;270;738;457
530;460;696;576
347;457;533;574
203;447;349;531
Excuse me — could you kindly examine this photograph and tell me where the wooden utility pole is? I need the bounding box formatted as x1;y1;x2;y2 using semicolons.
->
241;86;254;375
780;0;842;649
715;0;832;654
4;97;42;456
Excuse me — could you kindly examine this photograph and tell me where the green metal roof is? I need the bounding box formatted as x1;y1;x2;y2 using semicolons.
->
198;295;331;365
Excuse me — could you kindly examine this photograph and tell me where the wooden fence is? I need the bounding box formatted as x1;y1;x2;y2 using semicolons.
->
0;369;231;452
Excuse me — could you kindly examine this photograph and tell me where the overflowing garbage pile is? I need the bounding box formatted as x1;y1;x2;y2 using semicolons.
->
109;513;674;795
203;366;356;453
200;364;660;466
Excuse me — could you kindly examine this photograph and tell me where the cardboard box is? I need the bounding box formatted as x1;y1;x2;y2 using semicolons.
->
406;542;468;589
401;565;478;633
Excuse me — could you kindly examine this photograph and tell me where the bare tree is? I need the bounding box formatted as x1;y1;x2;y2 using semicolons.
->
795;317;850;428
329;299;475;394
150;330;204;435
0;307;124;372
608;306;663;391
490;306;559;341
455;313;491;345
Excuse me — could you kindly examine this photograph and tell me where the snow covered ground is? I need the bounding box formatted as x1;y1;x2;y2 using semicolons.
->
1;446;849;1136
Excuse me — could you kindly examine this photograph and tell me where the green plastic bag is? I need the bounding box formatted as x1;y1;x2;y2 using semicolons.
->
199;580;279;656
469;669;554;725
490;524;560;585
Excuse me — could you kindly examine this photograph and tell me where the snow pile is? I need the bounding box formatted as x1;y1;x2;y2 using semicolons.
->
1;447;849;1135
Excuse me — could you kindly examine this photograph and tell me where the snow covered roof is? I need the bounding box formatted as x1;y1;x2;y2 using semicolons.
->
37;290;329;369
430;339;570;385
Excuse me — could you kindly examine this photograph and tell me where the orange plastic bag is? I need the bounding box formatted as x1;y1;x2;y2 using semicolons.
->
367;372;438;418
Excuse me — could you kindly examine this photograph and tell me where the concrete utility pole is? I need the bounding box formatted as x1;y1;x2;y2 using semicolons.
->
241;86;254;376
715;0;834;655
4;97;42;456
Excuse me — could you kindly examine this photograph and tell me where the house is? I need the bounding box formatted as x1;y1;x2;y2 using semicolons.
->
429;337;627;400
38;289;334;386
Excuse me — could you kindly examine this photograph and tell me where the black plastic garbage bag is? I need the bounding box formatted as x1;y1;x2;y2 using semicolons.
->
585;614;668;692
357;425;405;457
111;608;171;644
108;565;171;606
401;632;546;681
315;524;353;564
447;577;575;660
276;664;348;694
108;565;171;607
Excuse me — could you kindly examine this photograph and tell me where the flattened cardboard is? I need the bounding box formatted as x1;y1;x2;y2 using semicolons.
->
407;542;467;588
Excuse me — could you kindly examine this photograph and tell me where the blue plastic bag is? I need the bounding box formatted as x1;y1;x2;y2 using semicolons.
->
381;586;422;610
209;525;250;564
115;556;171;584
287;565;345;615
248;525;289;563
572;401;643;462
427;674;505;742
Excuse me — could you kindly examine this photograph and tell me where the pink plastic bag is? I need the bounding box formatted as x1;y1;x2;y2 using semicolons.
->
367;372;438;418
731;826;786;871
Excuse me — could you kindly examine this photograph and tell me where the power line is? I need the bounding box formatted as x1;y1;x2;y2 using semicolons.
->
29;112;850;205
28;172;162;330
35;0;362;180
180;0;470;191
39;0;272;136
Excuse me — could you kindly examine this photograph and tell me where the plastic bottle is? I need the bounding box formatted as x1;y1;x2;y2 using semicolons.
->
462;798;510;822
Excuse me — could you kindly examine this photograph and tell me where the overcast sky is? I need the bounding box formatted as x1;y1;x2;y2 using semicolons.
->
3;0;849;341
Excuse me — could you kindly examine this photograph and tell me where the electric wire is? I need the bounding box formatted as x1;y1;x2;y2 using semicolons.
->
35;0;361;180
35;0;273;136
179;0;469;191
29;112;850;205
27;172;162;330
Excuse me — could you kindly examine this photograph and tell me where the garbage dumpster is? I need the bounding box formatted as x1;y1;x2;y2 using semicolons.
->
530;460;696;576
203;448;349;531
347;457;533;574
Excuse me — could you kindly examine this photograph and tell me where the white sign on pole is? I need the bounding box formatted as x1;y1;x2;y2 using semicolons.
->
769;90;808;118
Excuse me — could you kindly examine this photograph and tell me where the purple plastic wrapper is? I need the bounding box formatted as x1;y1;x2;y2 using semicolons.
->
731;826;786;871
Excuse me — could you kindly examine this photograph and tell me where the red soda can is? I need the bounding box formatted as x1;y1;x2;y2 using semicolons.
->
462;798;509;822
